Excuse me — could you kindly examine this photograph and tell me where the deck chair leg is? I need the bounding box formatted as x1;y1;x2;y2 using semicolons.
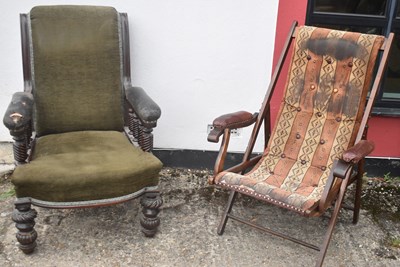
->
353;162;364;224
12;198;38;254
217;190;238;235
140;192;163;237
316;187;347;267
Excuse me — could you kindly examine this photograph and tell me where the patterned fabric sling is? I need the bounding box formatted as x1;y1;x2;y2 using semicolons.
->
214;26;384;215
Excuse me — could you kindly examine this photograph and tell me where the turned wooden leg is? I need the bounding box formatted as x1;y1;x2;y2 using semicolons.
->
140;192;162;237
12;198;38;254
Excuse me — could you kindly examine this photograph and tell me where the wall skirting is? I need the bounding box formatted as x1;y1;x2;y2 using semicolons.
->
1;142;398;177
153;149;400;177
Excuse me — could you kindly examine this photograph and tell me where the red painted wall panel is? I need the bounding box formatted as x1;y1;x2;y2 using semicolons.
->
270;0;307;129
368;117;400;157
273;0;400;157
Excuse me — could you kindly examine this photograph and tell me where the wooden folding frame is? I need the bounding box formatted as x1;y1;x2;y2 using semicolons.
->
208;21;393;266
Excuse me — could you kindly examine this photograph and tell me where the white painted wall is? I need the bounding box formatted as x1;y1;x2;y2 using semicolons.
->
0;0;279;153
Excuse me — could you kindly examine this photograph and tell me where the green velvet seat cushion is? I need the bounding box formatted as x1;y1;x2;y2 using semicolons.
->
11;131;162;202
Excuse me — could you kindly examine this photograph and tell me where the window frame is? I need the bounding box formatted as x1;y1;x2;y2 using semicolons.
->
306;0;400;117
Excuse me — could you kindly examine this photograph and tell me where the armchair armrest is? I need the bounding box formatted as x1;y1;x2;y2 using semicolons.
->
125;86;161;128
3;92;34;135
342;140;375;164
207;111;258;143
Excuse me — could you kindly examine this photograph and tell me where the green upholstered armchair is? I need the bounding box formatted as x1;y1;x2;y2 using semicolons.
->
3;5;163;254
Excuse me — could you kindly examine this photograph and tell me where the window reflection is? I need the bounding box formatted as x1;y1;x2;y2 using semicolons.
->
384;33;400;100
308;0;400;109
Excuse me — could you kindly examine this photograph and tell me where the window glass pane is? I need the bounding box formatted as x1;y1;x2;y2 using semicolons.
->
314;0;387;15
397;2;400;17
383;33;400;100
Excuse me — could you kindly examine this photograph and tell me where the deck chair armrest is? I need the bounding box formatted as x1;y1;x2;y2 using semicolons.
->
125;86;161;128
207;111;258;143
342;140;375;164
319;159;353;212
3;92;34;135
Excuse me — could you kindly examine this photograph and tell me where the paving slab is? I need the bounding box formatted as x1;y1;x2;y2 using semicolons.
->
0;168;399;267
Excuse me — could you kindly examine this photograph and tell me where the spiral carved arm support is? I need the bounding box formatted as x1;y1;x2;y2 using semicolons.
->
125;87;160;152
139;126;154;152
128;110;154;152
140;192;163;237
25;124;33;149
128;109;140;142
12;134;28;165
12;198;37;254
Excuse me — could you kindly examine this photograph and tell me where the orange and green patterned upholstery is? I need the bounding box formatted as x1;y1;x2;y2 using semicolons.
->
215;26;384;215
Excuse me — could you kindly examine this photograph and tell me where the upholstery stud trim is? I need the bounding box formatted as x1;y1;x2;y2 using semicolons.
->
216;182;307;214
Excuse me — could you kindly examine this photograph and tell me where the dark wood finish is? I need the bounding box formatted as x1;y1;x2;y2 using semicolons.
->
211;22;297;178
213;129;231;175
352;160;364;224
12;198;38;254
242;21;298;165
228;213;320;251
316;169;353;267
12;134;28;165
120;12;157;151
217;190;237;235
223;155;262;174
139;126;154;152
208;22;393;267
128;109;140;141
14;14;34;166
355;33;394;142
120;13;131;87
263;104;271;150
10;9;162;254
208;112;258;143
20;10;156;152
140;192;163;237
20;14;32;93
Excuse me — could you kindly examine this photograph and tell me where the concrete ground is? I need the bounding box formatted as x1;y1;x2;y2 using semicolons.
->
0;142;399;267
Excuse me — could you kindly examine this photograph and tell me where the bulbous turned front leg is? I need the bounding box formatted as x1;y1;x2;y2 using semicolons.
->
12;198;38;254
140;192;162;237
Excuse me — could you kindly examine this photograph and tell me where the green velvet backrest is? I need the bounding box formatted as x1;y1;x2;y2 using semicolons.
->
29;5;124;136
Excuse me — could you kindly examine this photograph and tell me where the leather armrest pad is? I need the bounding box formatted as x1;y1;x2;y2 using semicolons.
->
342;140;375;164
3;92;34;133
125;86;161;127
207;111;257;143
213;111;257;129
